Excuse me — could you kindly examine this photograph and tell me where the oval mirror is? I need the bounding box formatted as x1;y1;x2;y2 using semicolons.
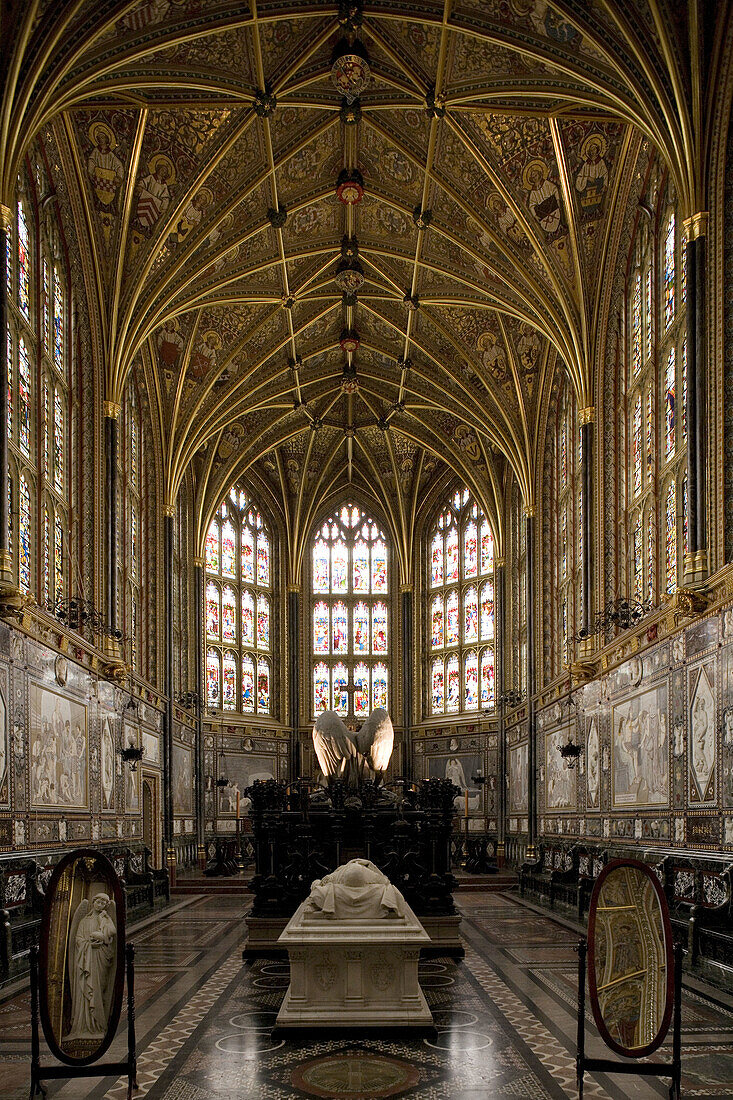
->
39;848;125;1066
587;857;674;1058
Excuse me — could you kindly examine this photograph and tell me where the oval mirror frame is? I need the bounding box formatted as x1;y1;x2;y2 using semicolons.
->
587;857;674;1059
38;848;126;1067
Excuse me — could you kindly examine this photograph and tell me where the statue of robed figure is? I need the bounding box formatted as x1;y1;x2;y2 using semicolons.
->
65;893;117;1042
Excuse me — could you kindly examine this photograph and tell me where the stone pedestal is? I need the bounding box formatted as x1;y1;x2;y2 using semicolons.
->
274;899;433;1032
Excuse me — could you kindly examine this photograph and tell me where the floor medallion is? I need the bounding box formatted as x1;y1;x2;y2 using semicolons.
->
291;1052;420;1098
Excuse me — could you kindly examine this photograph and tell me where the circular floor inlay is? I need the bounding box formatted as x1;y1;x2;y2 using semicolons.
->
215;1033;284;1056
292;1053;420;1098
229;1011;278;1030
424;1030;493;1052
430;1009;479;1029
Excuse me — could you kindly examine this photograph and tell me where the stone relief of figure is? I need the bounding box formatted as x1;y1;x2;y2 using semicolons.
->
692;693;714;788
65;893;116;1042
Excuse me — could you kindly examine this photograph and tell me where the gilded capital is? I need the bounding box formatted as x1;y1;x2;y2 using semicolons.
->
0;204;12;233
494;557;506;568
163;503;175;518
683;211;708;240
287;583;301;594
524;505;536;518
399;583;413;594
578;405;595;426
103;400;121;419
193;557;204;568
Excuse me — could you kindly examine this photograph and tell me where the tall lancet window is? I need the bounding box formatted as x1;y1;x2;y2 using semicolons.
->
7;162;71;603
205;488;272;714
554;381;582;670
428;488;494;716
311;504;390;719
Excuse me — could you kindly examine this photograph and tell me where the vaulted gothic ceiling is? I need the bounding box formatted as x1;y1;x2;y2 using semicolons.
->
3;0;719;577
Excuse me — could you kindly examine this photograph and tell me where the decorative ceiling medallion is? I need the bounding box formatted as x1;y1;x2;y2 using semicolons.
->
335;257;365;293
339;328;360;352
253;87;277;117
267;206;287;228
330;37;371;103
413;205;433;230
342;366;359;394
403;292;420;310
336;169;364;205
340;97;362;125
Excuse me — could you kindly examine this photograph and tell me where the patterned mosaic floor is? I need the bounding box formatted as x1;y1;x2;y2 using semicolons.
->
1;891;732;1098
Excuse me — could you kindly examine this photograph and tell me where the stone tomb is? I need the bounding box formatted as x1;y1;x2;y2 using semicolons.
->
275;860;433;1032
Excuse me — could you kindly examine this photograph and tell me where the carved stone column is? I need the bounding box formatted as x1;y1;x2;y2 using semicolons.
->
194;559;205;868
162;506;175;882
525;509;538;857
683;211;708;584
287;584;300;776
103;401;121;658
0;204;11;586
401;584;413;779
579;407;594;641
494;559;506;866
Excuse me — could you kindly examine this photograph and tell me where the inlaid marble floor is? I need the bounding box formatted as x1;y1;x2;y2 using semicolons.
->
1;891;732;1098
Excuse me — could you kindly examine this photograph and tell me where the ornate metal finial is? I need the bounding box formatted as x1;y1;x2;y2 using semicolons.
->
267;206;287;229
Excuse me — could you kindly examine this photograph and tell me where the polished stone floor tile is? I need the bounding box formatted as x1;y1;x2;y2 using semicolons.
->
0;890;731;1098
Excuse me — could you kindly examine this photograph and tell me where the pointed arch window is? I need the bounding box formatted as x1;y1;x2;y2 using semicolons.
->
427;489;495;716
309;505;391;718
17;201;31;322
204;489;274;713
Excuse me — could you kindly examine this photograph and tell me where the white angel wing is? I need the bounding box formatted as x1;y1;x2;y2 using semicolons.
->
312;711;356;778
355;708;394;773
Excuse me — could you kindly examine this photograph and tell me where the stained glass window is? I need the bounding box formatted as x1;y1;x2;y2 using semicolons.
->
257;595;269;649
206;581;220;637
206;523;219;571
242;655;255;711
42;260;50;352
221;521;236;576
464;586;478;642
223;652;237;709
431;658;445;713
645;264;652;356
333;663;348;715
54;511;63;602
53;387;64;492
314;663;329;713
431;595;444;649
480;649;495;708
665;480;677;593
18;337;31;456
372;664;388;711
682;476;688;559
480;580;494;639
446;589;459;646
17;203;30;321
645;384;653;481
681;339;687;440
431;532;443;587
222;585;236;642
428;489;495;715
257;659;270;712
664;347;675;459
647;509;654;602
130;415;138;491
464;651;478;710
19;475;31;591
633;519;643;602
53;268;64;373
631;270;642;377
206;649;220;707
43;505;51;606
446;655;460;713
204;490;272;712
310;504;390;718
6;326;11;440
664;212;675;330
632;393;642;496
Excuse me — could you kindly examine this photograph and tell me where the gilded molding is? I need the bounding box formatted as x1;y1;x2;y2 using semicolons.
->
523;505;536;518
286;583;301;593
683;211;708;239
0;204;11;233
193;557;204;568
578;405;595;426
494;557;506;568
162;503;175;518
399;583;413;594
103;400;121;419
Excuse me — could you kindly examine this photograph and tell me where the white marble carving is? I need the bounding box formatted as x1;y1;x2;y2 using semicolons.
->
276;860;432;1031
689;666;715;803
586;719;599;809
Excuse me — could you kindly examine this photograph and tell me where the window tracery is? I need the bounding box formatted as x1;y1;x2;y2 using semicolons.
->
428;488;494;716
205;489;272;714
310;504;389;719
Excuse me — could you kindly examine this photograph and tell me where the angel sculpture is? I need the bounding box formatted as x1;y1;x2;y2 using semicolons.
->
65;893;116;1043
312;708;394;787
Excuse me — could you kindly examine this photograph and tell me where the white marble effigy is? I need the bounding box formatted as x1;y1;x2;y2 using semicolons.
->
275;860;433;1031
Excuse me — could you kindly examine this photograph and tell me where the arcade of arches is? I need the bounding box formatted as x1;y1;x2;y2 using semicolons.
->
2;0;733;1095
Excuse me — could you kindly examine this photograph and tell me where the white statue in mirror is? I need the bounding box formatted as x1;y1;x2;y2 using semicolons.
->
312;708;394;785
65;893;117;1041
304;859;406;921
